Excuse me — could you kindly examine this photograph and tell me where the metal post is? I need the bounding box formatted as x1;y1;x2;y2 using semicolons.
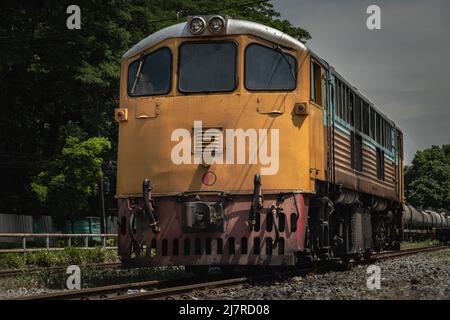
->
22;237;26;265
99;177;107;234
102;236;106;248
46;235;50;249
84;236;89;248
68;236;72;247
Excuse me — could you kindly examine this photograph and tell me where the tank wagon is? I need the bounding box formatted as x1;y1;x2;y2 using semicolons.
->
115;15;405;269
403;205;449;240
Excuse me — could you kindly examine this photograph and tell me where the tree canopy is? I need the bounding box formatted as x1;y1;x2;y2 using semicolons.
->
31;122;111;219
0;0;310;215
404;145;450;213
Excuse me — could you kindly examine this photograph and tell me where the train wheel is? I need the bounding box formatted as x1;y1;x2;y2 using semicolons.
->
185;266;209;276
363;251;372;260
393;242;401;251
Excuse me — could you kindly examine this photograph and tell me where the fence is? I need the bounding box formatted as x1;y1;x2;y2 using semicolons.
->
0;233;117;253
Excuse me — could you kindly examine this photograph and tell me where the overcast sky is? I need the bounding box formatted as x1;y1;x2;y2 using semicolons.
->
272;0;450;163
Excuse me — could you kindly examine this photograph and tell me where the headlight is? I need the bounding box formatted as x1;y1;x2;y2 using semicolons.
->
208;16;225;33
189;17;206;35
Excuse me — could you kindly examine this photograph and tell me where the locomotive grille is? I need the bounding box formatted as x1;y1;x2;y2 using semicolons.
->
193;127;224;154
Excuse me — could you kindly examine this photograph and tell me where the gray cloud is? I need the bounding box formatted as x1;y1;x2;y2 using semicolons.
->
272;0;450;162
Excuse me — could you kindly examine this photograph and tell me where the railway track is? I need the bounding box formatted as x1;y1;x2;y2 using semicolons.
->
12;245;448;300
0;262;121;279
372;245;448;261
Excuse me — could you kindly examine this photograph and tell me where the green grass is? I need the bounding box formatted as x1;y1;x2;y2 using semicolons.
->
401;239;441;250
0;265;185;292
0;247;118;269
0;247;185;294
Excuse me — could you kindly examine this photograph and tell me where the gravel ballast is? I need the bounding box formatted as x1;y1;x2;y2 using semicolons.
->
1;249;448;300
202;249;450;300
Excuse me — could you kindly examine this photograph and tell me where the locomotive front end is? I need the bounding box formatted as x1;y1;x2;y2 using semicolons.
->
116;16;318;268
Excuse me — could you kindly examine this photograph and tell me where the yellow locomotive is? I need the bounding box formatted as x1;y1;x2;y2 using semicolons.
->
115;15;404;268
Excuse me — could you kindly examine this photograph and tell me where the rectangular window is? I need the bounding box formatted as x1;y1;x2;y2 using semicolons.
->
128;47;172;96
311;61;322;105
339;84;343;119
354;95;361;131
388;126;393;151
362;101;370;135
376;113;382;144
179;41;237;93
345;89;354;123
376;147;385;180
340;83;344;118
246;43;297;91
351;133;363;172
370;107;376;139
381;119;386;148
340;83;344;119
348;89;353;126
342;84;346;121
336;80;341;117
386;124;391;150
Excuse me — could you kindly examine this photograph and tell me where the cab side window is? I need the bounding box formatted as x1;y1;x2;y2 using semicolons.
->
311;60;322;106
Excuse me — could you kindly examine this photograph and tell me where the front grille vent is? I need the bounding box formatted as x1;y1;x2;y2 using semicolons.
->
193;127;223;154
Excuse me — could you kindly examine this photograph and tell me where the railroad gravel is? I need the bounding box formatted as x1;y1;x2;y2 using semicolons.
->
0;265;184;299
201;249;450;300
0;287;60;299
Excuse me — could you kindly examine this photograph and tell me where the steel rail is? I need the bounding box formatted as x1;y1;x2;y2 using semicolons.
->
371;245;448;261
108;245;449;300
11;245;448;300
13;278;169;300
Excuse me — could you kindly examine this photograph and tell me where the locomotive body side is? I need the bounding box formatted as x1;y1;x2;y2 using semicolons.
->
116;16;405;269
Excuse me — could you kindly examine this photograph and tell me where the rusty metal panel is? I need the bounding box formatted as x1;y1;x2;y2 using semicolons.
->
118;194;309;267
333;127;399;201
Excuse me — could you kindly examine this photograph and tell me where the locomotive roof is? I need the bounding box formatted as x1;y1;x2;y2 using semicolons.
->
122;18;308;60
123;18;399;130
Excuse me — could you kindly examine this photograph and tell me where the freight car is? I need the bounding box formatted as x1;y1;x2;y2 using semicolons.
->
403;205;449;241
403;205;450;242
116;15;404;270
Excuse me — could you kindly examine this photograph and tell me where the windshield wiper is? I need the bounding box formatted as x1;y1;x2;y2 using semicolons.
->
275;45;297;82
130;55;145;94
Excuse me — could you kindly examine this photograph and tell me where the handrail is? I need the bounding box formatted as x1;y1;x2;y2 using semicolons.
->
0;233;118;254
0;233;116;237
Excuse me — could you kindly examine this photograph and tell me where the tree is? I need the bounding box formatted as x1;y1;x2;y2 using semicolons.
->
31;123;111;220
404;145;450;213
0;0;310;215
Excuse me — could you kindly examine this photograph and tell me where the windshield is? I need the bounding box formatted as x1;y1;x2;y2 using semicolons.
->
128;47;172;96
178;41;237;93
245;43;296;91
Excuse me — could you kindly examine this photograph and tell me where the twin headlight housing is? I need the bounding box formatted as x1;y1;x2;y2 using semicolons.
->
187;15;227;35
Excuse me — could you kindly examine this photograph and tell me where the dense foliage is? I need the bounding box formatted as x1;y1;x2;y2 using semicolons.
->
0;247;117;269
0;0;310;215
404;145;450;213
31;123;111;218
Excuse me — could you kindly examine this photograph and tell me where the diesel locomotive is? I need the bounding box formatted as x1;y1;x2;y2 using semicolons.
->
115;15;406;269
